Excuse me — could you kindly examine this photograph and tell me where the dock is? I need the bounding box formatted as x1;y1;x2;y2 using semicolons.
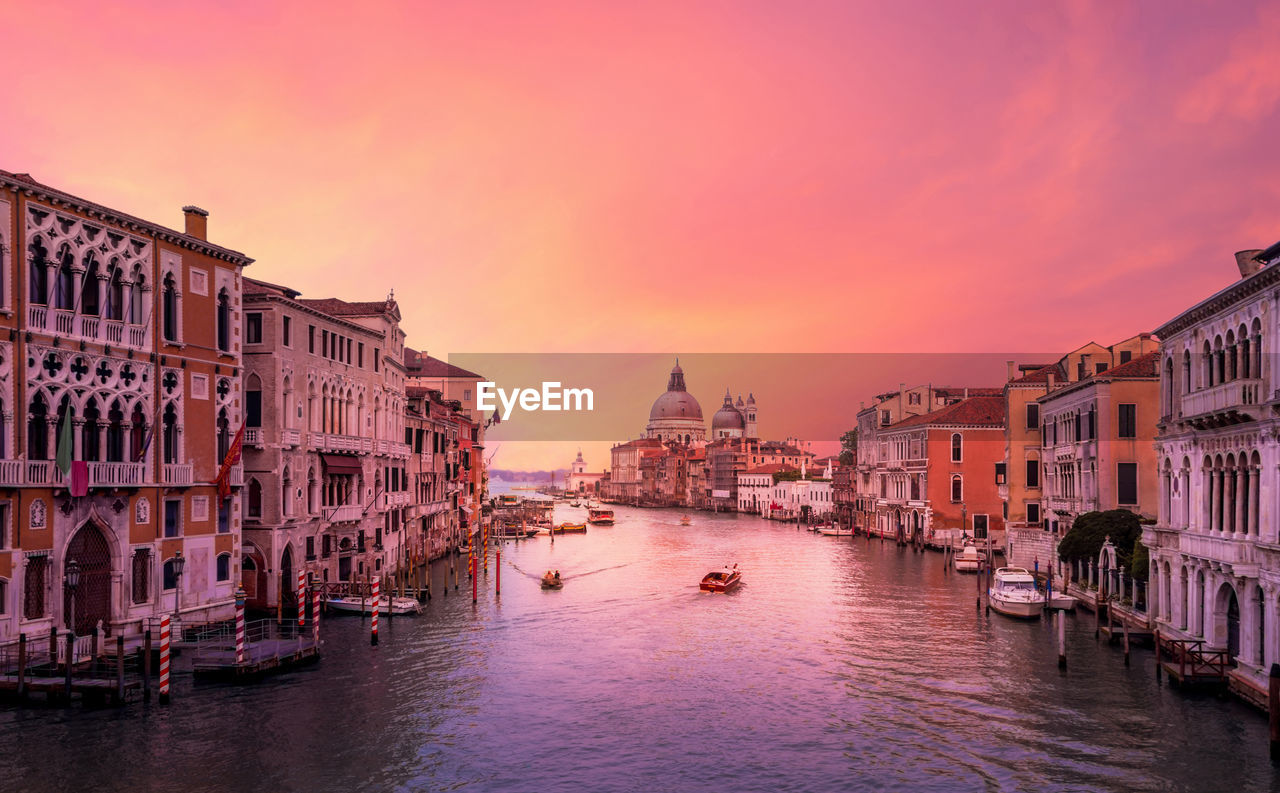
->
1158;638;1230;690
190;620;319;681
0;633;145;706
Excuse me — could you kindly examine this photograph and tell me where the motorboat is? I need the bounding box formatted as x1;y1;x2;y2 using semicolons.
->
700;564;742;593
954;542;983;573
679;515;692;526
988;567;1046;618
552;522;587;534
324;594;423;616
541;572;564;590
587;508;615;525
1048;593;1078;611
818;525;853;537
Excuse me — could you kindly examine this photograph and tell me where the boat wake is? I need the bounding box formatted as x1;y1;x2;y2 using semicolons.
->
507;561;634;582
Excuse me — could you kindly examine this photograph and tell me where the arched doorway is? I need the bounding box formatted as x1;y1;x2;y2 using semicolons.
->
242;544;268;609
280;545;294;610
64;522;113;635
1214;582;1241;660
1227;589;1240;660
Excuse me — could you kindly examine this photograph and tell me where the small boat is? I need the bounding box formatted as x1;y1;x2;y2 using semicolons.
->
818;525;853;537
570;501;581;507
954;542;983;573
679;515;692;526
324;595;424;616
1048;593;1077;611
552;522;587;534
541;572;564;590
700;564;742;593
588;508;615;525
988;567;1046;618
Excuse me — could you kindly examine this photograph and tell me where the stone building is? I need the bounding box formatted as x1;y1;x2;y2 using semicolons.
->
1145;241;1280;703
645;361;706;445
239;278;411;609
0;170;250;644
405;386;462;560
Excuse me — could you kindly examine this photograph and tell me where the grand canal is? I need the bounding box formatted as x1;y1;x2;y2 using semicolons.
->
2;504;1276;792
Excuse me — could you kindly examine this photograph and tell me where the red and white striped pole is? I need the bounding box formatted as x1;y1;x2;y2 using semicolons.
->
235;587;247;665
159;614;171;704
297;570;306;628
312;586;320;645
370;576;380;646
496;549;501;598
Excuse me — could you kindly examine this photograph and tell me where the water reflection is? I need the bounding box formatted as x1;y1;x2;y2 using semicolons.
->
1;506;1276;792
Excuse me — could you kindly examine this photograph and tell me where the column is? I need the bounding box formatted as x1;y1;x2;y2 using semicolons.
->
1210;468;1220;531
1234;466;1245;535
1251;466;1261;536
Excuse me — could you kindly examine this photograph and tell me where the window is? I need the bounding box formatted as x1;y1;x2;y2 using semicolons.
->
880;409;890;426
374;349;381;372
163;273;179;342
24;555;47;618
0;579;6;615
951;475;963;502
951;433;962;462
248;479;263;517
1096;362;1108;375
995;462;1006;485
0;504;7;550
217;289;232;352
322;535;332;558
246;313;263;344
306;537;316;560
347;339;353;363
1120;350;1132;364
283;316;292;347
163;558;180;591
218;498;230;534
1027;502;1041;525
1088;406;1096;440
908;392;921;405
1118;404;1137;438
164;499;182;538
1026;458;1040;488
246;385;262;428
973;514;989;538
1026;403;1039;430
358;343;364;368
216;553;231;582
1118;462;1138;505
132;548;151;604
309;325;316;353
463;389;472;401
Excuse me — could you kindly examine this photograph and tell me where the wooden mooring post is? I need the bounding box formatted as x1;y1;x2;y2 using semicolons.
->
1155;630;1163;683
1270;664;1280;763
16;633;26;701
1122;616;1131;666
116;635;125;702
1057;611;1067;670
143;629;153;701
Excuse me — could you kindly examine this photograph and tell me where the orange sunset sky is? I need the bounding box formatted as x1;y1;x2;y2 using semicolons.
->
3;1;1278;472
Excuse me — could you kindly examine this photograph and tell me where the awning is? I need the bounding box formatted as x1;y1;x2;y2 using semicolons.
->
320;453;363;475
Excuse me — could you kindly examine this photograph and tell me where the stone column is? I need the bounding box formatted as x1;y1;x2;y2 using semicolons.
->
1251;467;1261;536
1210;468;1220;531
1234;466;1245;536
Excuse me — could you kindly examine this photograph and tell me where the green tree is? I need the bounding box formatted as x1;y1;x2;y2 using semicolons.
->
839;428;858;466
1057;509;1147;578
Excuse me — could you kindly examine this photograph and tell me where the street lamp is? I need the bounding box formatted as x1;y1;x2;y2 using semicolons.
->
64;560;81;639
173;550;186;622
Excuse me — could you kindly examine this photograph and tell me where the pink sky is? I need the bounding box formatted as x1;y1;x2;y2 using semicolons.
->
4;1;1278;470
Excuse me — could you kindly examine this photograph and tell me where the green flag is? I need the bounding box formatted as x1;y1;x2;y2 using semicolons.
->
56;410;74;477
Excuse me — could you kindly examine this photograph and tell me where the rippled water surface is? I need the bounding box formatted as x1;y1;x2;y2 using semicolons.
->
3;505;1276;792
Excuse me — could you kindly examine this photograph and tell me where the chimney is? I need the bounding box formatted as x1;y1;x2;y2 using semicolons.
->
182;206;209;240
1047;371;1055;391
1007;360;1015;382
1236;249;1265;279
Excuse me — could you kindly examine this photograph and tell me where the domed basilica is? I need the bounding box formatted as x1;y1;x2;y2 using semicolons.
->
644;361;757;445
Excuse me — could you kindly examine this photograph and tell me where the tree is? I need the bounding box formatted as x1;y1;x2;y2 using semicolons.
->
1057;509;1147;578
839;428;857;466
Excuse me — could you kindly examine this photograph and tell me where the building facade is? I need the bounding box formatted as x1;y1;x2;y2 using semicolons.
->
0;170;250;644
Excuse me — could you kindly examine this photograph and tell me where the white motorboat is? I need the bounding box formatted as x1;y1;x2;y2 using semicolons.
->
818;525;853;536
954;542;983;573
324;595;424;616
988;567;1045;618
1048;593;1077;611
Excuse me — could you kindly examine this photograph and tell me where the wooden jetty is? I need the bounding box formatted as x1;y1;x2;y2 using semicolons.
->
1158;637;1230;690
190;620;319;681
0;632;144;706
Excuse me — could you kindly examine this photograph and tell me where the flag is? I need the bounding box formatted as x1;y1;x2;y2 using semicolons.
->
70;461;89;498
216;422;246;498
56;410;74;477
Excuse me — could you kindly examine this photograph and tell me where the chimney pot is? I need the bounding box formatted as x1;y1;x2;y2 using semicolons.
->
1236;250;1265;279
182;205;209;240
1007;360;1015;381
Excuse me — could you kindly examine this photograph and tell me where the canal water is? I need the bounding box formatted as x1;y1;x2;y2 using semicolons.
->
2;505;1276;793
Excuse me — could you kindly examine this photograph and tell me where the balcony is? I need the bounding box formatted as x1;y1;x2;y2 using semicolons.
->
1180;532;1258;568
229;464;244;487
281;428;302;448
88;462;145;487
245;427;264;447
27;305;149;351
26;461;56;485
1180;378;1265;427
163;463;194;486
0;460;21;486
326;504;364;523
310;432;373;454
386;491;411;507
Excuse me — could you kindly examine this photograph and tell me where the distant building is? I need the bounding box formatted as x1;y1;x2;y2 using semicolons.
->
564;450;605;495
645;361;706;445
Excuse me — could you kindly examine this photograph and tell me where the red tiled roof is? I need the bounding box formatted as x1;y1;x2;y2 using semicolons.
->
296;297;395;317
745;463;797;474
1100;351;1159;379
244;276;301;299
404;349;483;380
888;395;1006;429
1008;363;1066;385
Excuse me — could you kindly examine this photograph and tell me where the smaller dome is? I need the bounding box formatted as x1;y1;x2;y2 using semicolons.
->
712;391;746;431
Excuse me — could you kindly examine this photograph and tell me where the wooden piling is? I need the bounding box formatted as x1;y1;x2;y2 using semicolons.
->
496;550;501;598
1057;611;1066;670
143;629;152;702
1270;664;1280;763
1122;617;1130;666
116;635;125;702
1155;630;1162;683
63;633;73;704
49;626;56;662
16;633;26;701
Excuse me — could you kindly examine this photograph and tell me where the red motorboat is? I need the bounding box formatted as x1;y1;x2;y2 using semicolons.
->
700;564;742;593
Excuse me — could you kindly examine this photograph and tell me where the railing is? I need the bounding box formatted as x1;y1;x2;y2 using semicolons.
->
26;460;56;485
163;463;194;486
0;460;21;486
387;491;411;507
1163;638;1230;680
102;319;125;345
76;315;100;339
245;427;263;446
229;464;244;487
54;310;74;336
27;305;47;331
26;305;149;351
326;504;364;523
88;462;145;487
281;428;301;447
310;432;373;454
1182;378;1264;418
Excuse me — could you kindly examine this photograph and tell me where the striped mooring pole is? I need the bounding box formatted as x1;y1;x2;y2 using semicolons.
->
235;587;247;665
159;614;171;704
297;570;306;628
370;576;380;646
312;586;321;645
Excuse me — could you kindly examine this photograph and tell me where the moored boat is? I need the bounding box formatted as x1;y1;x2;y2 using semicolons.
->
552;522;587;534
954;541;983;573
700;564;742;593
818;525;852;536
324;595;424;616
1048;593;1077;611
988;567;1046;618
587;508;615;525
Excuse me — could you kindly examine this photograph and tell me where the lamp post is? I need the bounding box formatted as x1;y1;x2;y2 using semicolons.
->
172;550;186;623
64;560;81;639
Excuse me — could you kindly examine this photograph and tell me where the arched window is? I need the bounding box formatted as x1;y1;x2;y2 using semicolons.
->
950;433;962;463
28;237;49;305
105;261;124;321
1203;340;1213;388
1252;317;1264;380
27;392;49;460
81;254;100;316
162;558;180;591
308;467;319;513
162;402;179;464
106;399;125;462
216;289;231;352
951;475;962;503
130;402;147;462
82;397;101;462
216;553;231;582
162;273;179;342
248;478;262;518
129;271;145;325
246;376;262;428
1182;350;1191;395
216;408;231;462
55;249;74;310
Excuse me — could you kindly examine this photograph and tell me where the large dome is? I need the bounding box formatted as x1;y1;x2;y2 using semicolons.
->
712;403;745;431
650;390;703;421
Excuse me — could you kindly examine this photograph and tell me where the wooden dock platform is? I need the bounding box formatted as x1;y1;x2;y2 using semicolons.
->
1159;638;1229;690
190;620;320;681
